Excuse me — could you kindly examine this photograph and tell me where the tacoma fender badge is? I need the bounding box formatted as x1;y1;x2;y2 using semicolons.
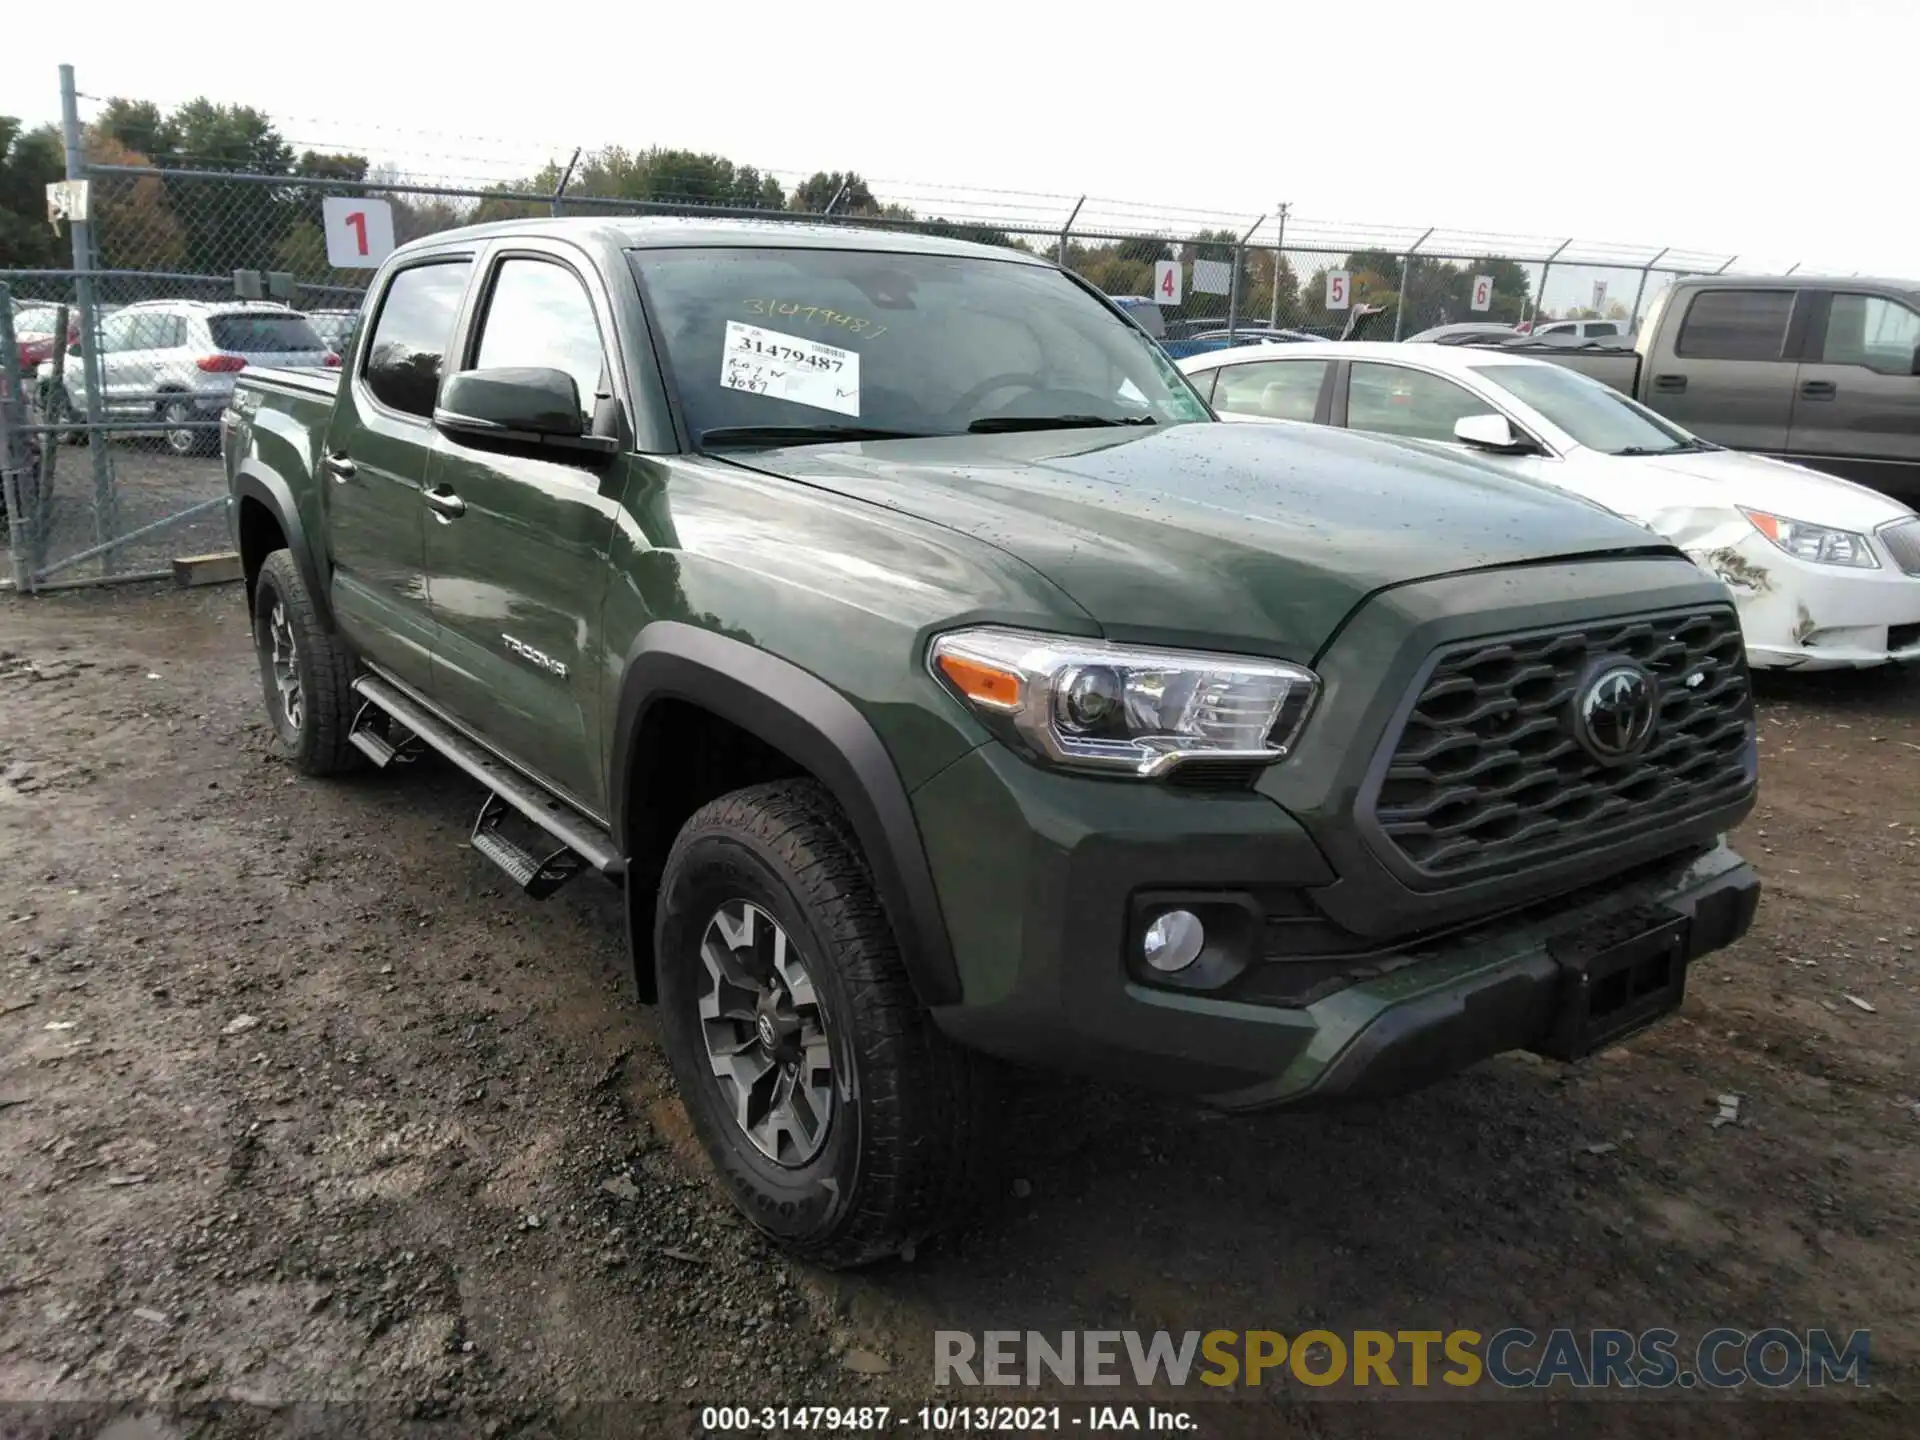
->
500;634;569;678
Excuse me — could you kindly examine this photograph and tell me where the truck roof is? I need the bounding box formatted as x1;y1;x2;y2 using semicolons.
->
394;215;1052;266
1673;273;1920;296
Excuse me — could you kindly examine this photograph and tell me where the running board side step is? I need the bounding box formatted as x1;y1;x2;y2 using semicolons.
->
350;674;623;898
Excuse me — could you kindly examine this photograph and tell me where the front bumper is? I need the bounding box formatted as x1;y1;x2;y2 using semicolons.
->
915;742;1759;1110
1689;532;1920;670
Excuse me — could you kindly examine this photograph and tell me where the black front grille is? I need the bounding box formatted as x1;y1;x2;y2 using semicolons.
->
1880;518;1920;576
1368;608;1754;878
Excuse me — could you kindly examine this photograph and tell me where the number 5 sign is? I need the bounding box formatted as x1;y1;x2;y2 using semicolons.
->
1470;275;1495;312
322;197;396;269
1325;270;1351;311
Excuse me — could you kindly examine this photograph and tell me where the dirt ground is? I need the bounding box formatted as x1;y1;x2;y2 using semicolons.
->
0;583;1913;1439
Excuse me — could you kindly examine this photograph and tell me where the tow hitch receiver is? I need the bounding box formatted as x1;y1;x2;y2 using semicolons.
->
1535;907;1690;1061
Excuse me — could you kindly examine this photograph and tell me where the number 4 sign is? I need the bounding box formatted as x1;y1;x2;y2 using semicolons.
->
1470;275;1495;312
322;197;396;269
1325;270;1351;311
1153;259;1183;306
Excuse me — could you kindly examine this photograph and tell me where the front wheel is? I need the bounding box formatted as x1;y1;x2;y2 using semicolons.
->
252;550;361;776
655;780;996;1268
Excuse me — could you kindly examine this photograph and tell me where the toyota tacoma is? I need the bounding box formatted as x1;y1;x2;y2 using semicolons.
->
222;218;1760;1267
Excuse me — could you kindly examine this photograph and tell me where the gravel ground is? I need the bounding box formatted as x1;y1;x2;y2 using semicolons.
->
6;443;228;585
0;584;1914;1439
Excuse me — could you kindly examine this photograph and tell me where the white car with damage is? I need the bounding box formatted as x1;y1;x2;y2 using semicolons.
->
1178;341;1920;669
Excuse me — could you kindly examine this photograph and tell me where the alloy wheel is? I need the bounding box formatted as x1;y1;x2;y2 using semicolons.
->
696;899;836;1167
163;400;196;455
265;599;303;732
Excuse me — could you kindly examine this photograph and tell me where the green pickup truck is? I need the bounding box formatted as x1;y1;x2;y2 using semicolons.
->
223;218;1760;1267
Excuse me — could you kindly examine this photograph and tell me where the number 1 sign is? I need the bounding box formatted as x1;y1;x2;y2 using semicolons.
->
323;197;396;270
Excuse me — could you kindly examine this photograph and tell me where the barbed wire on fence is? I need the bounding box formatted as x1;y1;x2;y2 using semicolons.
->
5;62;1847;594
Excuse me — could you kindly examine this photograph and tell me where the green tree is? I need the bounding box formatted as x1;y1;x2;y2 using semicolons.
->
791;171;875;215
0;116;64;269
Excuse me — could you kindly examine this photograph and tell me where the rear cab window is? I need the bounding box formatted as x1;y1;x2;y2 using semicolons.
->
1674;290;1794;361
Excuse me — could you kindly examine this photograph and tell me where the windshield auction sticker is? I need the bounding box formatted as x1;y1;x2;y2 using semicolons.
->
720;320;861;417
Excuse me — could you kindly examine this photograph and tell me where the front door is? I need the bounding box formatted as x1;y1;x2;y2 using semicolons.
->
423;247;625;814
1786;290;1920;506
323;257;474;690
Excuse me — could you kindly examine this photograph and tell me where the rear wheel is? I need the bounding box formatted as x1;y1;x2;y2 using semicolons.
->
252;550;361;776
160;395;211;456
655;779;996;1268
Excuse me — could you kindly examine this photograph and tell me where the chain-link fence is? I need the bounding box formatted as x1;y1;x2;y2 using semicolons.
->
3;62;1764;592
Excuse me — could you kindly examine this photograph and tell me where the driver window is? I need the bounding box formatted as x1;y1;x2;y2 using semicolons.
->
1212;360;1328;421
1347;363;1490;442
472;259;607;428
1820;294;1920;375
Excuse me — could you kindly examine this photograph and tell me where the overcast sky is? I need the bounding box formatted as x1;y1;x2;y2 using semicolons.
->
5;0;1914;283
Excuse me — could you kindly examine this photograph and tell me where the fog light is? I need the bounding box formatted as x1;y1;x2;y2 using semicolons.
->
1142;909;1205;973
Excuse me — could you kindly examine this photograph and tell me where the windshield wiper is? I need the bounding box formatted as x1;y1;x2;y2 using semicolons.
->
967;414;1158;434
698;423;933;448
1611;438;1719;457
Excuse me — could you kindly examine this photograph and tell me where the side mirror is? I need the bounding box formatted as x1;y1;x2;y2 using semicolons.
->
433;367;616;460
1453;412;1534;454
67;342;82;357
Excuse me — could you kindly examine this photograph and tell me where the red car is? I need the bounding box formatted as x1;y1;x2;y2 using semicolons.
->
11;303;79;368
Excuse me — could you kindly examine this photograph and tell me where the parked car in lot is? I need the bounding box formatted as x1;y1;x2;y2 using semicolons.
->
1406;321;1520;343
305;307;361;354
1181;341;1920;669
39;299;336;455
8;302;79;369
1445;275;1920;506
225;217;1759;1265
1529;318;1627;340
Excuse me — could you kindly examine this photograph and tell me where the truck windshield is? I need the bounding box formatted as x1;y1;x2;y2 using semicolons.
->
1471;362;1700;455
628;247;1210;446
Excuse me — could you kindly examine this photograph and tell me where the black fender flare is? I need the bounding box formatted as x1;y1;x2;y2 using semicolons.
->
610;621;962;1007
232;464;333;631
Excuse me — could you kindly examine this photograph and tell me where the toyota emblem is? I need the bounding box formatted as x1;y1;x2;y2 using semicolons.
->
1574;663;1658;763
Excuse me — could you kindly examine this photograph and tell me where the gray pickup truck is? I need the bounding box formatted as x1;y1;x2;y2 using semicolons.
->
1445;275;1920;506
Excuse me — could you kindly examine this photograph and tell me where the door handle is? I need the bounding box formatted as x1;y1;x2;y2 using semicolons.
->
1800;379;1838;400
1652;374;1688;394
322;452;355;481
424;486;466;521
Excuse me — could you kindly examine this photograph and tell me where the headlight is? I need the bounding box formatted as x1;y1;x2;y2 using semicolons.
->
1740;508;1879;569
928;628;1319;777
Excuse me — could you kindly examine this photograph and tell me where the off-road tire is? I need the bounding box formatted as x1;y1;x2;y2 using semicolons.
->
253;549;361;776
656;779;997;1269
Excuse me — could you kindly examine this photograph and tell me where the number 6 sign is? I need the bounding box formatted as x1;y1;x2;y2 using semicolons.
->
1325;270;1350;311
323;197;396;269
1470;275;1494;312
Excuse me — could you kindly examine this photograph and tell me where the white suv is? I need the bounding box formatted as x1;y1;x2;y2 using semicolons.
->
41;300;335;455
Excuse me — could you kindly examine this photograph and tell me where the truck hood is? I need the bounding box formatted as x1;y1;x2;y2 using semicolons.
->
727;421;1670;659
